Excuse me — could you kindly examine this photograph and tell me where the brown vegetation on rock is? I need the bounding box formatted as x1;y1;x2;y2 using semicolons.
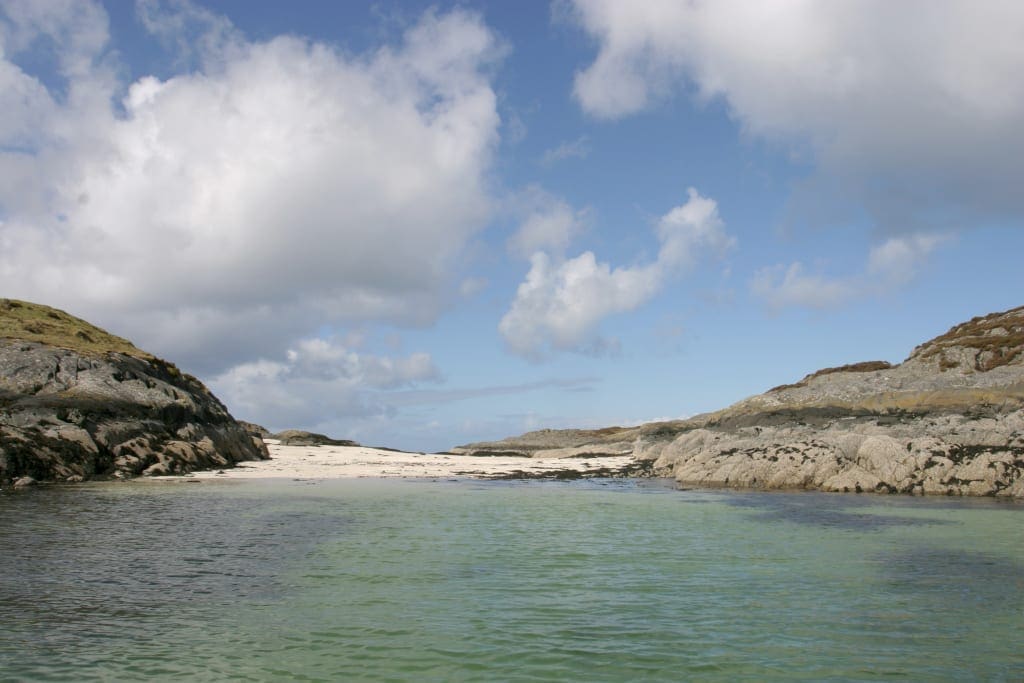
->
768;360;894;393
909;305;1024;372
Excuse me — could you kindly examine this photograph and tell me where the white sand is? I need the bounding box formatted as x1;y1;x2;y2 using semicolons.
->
174;440;637;480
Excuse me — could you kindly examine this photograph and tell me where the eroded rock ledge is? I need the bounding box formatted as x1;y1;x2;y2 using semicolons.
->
456;305;1024;497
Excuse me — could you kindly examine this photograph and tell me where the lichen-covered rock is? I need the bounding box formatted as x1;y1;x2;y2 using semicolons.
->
0;300;268;484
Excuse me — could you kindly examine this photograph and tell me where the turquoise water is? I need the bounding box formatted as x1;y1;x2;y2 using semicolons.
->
1;478;1022;681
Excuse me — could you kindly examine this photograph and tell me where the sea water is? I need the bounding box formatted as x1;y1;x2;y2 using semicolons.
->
1;478;1021;681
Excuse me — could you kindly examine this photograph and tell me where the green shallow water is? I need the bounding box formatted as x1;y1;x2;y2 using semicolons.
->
1;478;1022;681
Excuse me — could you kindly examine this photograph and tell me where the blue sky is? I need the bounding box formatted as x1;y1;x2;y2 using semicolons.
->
2;1;1022;451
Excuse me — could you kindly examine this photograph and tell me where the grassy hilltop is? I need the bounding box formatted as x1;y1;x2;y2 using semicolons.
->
0;298;152;360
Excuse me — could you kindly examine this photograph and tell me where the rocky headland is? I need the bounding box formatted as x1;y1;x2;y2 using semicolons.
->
455;305;1024;497
0;299;268;485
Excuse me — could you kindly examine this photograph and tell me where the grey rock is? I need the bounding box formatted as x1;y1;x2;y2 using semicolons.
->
239;421;271;438
271;430;358;447
0;303;269;484
456;305;1024;498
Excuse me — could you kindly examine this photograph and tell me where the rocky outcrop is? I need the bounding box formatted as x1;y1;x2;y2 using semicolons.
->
646;415;1024;497
456;305;1024;497
0;299;268;484
239;421;272;439
453;427;635;459
271;430;359;447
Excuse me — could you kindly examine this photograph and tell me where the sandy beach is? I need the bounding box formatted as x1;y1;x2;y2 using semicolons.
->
169;439;641;480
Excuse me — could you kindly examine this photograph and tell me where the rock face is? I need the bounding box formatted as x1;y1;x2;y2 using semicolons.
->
0;299;268;484
456;305;1024;497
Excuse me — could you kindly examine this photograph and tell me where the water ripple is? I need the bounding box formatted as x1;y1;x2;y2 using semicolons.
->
1;480;1022;681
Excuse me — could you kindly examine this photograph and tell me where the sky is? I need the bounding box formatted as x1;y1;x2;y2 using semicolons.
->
2;0;1023;452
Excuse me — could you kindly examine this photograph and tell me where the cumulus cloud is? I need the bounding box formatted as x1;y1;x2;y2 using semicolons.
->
507;186;588;258
500;188;732;358
567;0;1024;234
208;337;442;428
499;250;660;357
752;233;948;310
0;1;502;373
656;187;735;269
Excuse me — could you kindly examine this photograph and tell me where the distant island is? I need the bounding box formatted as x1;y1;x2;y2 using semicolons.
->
2;298;1022;497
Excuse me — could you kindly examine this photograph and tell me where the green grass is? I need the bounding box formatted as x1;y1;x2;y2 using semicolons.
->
0;298;153;360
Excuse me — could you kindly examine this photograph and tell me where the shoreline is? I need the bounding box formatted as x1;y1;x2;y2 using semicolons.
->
155;439;644;481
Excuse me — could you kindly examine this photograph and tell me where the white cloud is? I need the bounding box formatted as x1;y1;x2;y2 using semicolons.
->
568;1;1024;233
282;338;440;389
752;233;948;310
499;250;660;357
135;0;240;67
0;0;110;78
0;1;502;373
540;135;590;165
656;187;735;269
507;186;588;258
866;233;947;283
209;337;441;428
568;0;688;119
500;188;732;358
750;262;858;311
